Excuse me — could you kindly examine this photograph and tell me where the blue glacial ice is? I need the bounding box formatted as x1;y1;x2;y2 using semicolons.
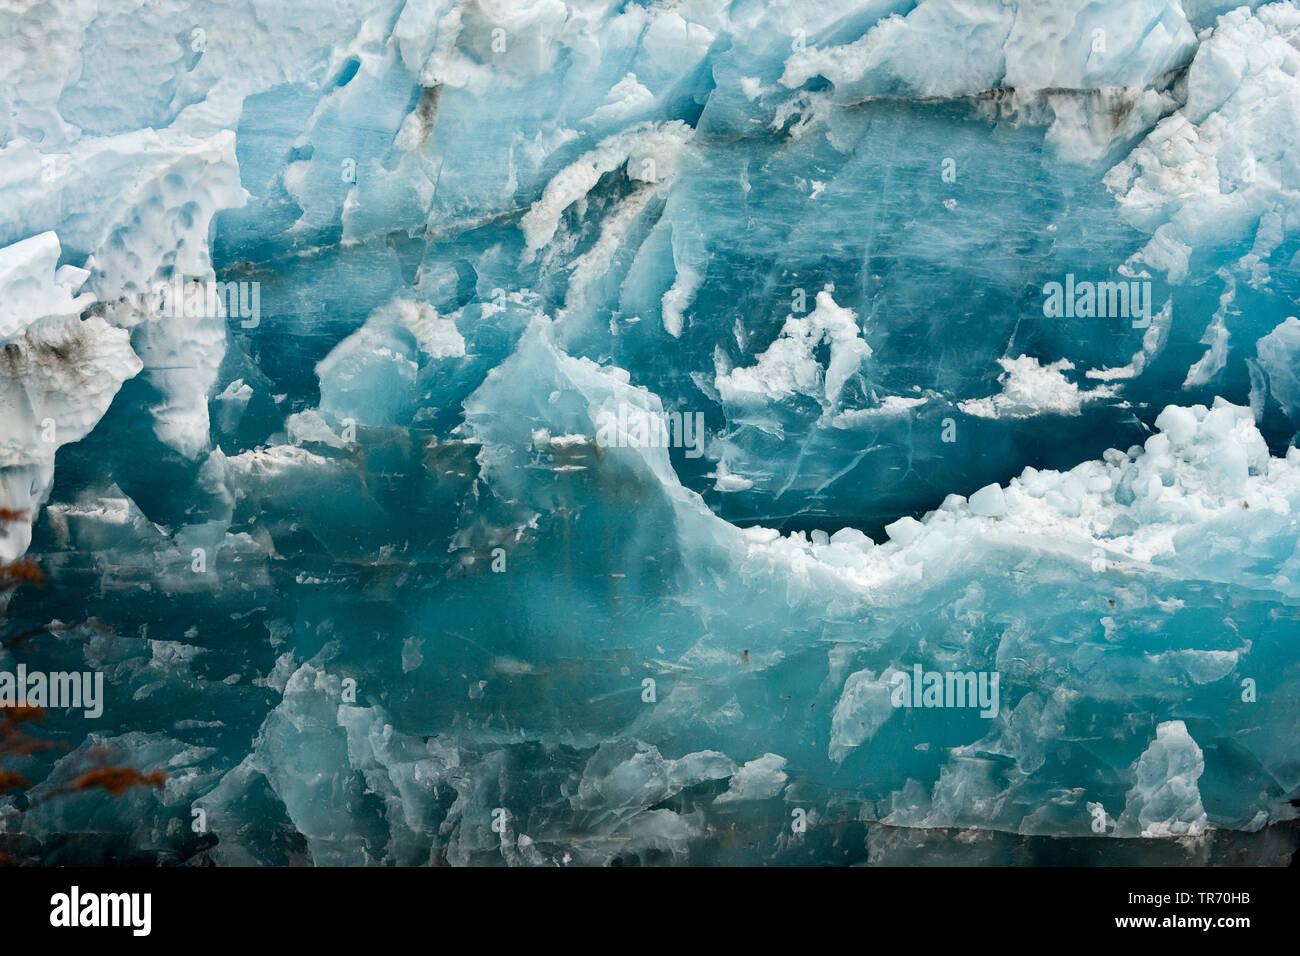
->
1;0;1300;866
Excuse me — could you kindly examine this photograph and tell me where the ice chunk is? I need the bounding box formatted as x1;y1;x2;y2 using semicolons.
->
1119;721;1209;838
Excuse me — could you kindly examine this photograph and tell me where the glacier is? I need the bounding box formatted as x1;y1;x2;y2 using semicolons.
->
1;0;1299;867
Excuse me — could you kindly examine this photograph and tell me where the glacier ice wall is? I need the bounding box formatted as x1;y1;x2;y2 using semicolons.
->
1;0;1299;865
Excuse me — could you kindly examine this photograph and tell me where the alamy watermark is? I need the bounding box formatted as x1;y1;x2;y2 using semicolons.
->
50;886;150;936
594;403;705;458
1042;274;1152;328
0;666;104;718
890;665;999;718
154;274;260;328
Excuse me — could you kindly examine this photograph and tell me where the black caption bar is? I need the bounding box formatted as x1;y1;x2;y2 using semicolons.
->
0;865;1288;944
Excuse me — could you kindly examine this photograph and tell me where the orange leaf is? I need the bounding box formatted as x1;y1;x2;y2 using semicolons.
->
73;767;168;797
0;705;45;724
0;559;44;587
